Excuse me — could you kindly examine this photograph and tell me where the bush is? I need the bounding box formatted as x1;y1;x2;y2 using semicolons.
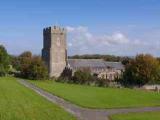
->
95;78;109;87
57;69;110;87
72;70;95;85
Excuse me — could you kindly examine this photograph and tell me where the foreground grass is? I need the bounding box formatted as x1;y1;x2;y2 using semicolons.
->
30;80;160;109
0;77;76;120
110;111;160;120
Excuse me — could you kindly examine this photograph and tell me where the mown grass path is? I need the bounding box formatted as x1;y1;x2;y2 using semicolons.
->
18;79;160;120
0;77;76;120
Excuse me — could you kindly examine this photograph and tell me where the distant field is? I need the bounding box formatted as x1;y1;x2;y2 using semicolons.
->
110;111;160;120
30;80;160;109
0;77;76;120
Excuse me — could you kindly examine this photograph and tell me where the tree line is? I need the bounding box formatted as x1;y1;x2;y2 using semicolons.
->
0;45;160;87
0;45;48;80
69;54;132;63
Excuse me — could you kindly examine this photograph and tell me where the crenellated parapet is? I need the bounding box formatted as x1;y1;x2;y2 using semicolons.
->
43;26;67;34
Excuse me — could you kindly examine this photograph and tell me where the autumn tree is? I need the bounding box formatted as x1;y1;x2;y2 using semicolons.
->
27;56;48;80
18;51;32;78
14;51;48;80
122;54;160;86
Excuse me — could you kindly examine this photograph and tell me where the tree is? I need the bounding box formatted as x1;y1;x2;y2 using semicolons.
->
10;55;21;71
121;57;132;65
0;45;10;76
69;54;127;62
157;57;160;63
122;54;160;86
19;51;32;78
15;51;48;80
27;56;48;80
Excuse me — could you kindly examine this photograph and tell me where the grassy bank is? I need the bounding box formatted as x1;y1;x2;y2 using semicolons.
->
30;80;160;109
0;77;76;120
110;111;160;120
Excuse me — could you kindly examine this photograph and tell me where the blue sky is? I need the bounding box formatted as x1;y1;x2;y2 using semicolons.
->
0;0;160;56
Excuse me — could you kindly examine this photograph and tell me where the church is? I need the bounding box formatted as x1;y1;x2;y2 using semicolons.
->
42;26;124;81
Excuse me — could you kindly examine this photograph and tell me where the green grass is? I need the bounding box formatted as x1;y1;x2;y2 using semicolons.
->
30;80;160;109
0;77;76;120
110;111;160;120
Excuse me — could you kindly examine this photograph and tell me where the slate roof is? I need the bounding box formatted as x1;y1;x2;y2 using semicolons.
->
68;59;124;70
104;62;124;70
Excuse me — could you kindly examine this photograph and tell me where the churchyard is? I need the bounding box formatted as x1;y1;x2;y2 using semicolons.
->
0;77;76;120
30;80;160;109
1;76;160;120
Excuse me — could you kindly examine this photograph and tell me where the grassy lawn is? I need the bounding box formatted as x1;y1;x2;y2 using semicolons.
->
0;77;76;120
30;80;160;109
110;111;160;120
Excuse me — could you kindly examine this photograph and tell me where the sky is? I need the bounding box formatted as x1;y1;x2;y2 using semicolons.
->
0;0;160;56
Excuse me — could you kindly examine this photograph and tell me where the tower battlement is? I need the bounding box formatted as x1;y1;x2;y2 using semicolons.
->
43;26;66;34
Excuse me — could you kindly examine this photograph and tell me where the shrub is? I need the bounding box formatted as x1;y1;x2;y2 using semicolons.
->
95;78;109;87
57;69;110;87
71;70;95;85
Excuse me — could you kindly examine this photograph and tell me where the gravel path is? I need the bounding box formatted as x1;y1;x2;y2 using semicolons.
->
18;79;160;120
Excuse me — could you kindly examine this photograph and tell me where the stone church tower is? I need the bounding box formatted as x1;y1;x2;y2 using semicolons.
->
42;26;67;77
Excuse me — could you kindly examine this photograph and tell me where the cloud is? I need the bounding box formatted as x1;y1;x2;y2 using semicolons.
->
99;32;129;45
0;26;160;56
66;26;129;48
66;26;160;56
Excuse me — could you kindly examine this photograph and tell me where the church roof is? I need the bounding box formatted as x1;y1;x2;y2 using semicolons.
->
68;59;124;70
104;61;124;70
